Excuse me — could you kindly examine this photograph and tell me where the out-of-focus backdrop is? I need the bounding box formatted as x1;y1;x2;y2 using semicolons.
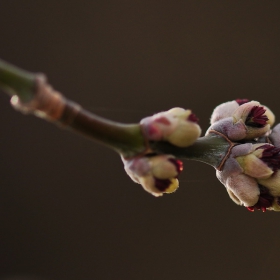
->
0;1;280;280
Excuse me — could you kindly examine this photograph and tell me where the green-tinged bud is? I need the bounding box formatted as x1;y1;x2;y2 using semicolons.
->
122;154;183;197
258;171;280;198
236;144;274;180
140;107;201;147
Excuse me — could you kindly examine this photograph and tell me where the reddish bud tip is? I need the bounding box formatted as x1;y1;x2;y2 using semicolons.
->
257;144;280;172
246;185;274;212
188;113;199;123
246;206;255;212
236;99;249;105
168;158;183;174
245;106;269;128
154;178;172;191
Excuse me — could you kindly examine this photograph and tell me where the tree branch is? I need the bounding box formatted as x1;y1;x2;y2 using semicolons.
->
0;58;231;166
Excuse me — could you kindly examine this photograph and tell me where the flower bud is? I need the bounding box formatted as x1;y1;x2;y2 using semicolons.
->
258;171;280;199
232;101;271;139
217;143;280;211
246;185;275;212
122;154;183;196
210;99;248;124
216;145;261;207
140;107;201;147
208;101;274;141
235;144;275;180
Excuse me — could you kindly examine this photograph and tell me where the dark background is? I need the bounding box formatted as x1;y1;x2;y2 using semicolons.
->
0;1;280;279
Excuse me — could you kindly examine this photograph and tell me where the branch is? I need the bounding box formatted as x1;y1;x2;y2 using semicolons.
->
2;58;280;211
0;58;230;165
0;59;35;101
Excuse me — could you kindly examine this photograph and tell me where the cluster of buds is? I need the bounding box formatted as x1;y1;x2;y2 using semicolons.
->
123;100;280;211
210;99;280;212
123;108;201;196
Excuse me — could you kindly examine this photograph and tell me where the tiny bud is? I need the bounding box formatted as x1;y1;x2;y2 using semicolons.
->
216;144;261;207
235;144;274;180
208;100;274;141
232;101;272;140
122;154;183;196
246;185;274;212
141;107;201;147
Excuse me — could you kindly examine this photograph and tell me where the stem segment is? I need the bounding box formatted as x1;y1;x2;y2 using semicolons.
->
0;59;35;102
150;132;232;168
0;58;232;166
0;59;147;157
59;101;146;157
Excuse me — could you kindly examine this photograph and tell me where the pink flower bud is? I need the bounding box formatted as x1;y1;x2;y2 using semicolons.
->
140;108;201;147
122;154;183;196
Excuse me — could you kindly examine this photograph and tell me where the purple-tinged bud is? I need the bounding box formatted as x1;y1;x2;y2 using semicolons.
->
210;100;240;124
208;101;274;141
216;144;261;207
216;143;280;211
234;144;280;212
122;154;183;196
141;107;201;147
210;99;274;127
232;101;272;139
222;173;260;207
210;99;250;124
246;185;274;212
